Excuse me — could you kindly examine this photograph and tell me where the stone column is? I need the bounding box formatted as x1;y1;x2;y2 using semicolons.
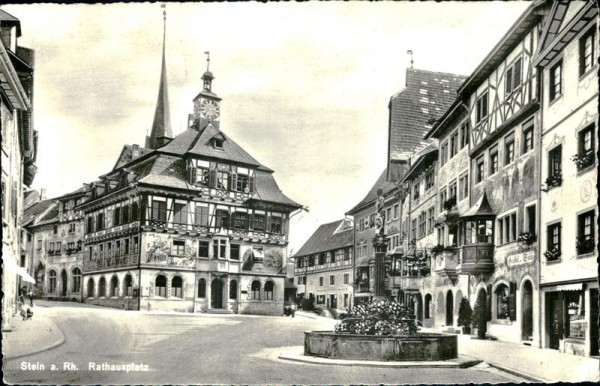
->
372;233;389;298
206;273;212;309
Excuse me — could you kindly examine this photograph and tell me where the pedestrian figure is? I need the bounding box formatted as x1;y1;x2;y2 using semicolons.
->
28;290;33;307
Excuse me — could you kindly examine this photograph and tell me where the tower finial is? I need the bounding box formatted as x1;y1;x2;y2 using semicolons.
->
407;50;414;69
161;3;166;49
204;51;210;72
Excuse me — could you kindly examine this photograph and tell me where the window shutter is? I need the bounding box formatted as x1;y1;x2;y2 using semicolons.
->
509;282;517;321
486;284;492;321
189;167;197;185
209;169;216;188
231;172;237;192
266;215;272;233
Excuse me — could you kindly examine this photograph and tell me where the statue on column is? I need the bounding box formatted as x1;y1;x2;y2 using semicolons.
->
372;189;389;298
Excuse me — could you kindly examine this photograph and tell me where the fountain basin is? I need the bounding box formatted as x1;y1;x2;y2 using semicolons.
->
304;331;457;361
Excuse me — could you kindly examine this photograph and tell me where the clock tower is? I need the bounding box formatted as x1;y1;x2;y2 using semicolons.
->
192;51;222;130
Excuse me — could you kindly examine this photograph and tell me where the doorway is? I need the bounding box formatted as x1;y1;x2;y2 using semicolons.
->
211;279;224;309
60;270;68;297
546;292;563;350
522;280;533;341
329;294;337;309
446;290;453;326
591;289;599;356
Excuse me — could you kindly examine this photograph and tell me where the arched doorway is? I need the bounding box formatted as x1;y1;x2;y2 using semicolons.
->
521;280;533;341
211;279;224;309
415;293;423;322
446;290;453;326
60;270;68;297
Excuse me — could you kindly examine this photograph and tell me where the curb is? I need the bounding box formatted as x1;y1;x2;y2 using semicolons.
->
278;349;482;369
487;363;548;383
4;318;66;360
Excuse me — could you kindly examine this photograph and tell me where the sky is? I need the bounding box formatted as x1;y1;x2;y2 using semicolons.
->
3;1;531;254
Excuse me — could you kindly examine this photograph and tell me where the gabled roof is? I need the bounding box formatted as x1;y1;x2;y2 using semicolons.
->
0;9;21;37
251;170;301;208
22;199;56;227
347;168;397;215
388;68;466;163
294;219;354;257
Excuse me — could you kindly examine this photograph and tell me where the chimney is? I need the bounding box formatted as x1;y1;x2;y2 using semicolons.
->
132;144;139;159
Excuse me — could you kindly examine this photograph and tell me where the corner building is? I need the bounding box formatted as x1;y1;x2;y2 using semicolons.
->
79;59;301;314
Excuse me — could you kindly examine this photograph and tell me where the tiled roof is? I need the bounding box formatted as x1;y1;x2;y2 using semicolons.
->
137;155;191;190
294;219;353;257
388;68;466;162
347;168;396;215
37;205;59;225
252;170;301;208
22;199;55;227
188;124;263;167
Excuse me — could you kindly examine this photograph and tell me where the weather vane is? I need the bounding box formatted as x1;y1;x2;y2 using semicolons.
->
407;49;414;69
204;51;210;72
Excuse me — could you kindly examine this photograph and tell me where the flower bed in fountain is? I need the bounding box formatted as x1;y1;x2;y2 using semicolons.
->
304;299;457;361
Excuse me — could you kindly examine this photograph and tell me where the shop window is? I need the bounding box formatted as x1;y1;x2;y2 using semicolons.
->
155;275;167;297
172;276;182;298
198;278;206;298
251;280;261;300
264;281;274;300
565;291;586;339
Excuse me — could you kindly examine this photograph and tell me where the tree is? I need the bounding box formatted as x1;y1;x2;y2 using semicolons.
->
457;297;472;334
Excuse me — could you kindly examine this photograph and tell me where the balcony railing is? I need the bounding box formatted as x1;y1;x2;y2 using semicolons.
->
457;244;495;274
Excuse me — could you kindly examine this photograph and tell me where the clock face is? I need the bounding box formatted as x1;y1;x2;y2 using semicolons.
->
200;99;220;121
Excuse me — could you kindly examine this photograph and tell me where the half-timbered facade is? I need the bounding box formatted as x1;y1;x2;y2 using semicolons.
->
79;63;301;315
533;1;598;357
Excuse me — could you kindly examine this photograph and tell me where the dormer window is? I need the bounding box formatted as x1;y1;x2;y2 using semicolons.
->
213;138;224;149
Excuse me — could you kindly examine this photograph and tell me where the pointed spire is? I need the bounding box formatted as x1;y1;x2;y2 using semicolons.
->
146;3;173;150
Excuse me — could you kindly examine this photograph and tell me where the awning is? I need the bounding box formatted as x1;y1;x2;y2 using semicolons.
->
542;283;583;292
4;257;36;283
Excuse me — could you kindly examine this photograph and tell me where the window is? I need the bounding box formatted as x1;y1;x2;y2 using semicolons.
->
68;223;76;233
525;205;536;235
113;206;121;226
198;278;206;297
459;172;469;201
87;216;94;234
344;248;351;261
550;60;562;101
504;135;515;165
230;244;240;260
215;209;229;228
173;203;187;225
393;204;399;219
413;182;420;201
577;210;595;255
110;276;119;297
234;167;252;193
122;204;129;224
546;222;561;261
173;240;186;256
495;284;510;319
96;212;105;231
53;225;58;235
450;130;459;158
252;214;266;231
576;124;596;171
217;171;229;190
328;275;335;285
522;122;534;153
133;236;139;254
427;207;435;233
463;219;494;244
440;142;448;166
548;145;562;186
505;57;522;95
251;280;261;300
194;205;209;227
343;273;349;284
460;121;470;149
499;212;517;244
270;216;282;234
98;277;106;297
418;211;426;238
155;275;167;297
213;239;227;259
172;276;183;298
124;275;133;296
195;160;210;186
319;277;324;286
448;180;457;202
475;157;485;183
386;208;391;222
131;202;139;222
229;280;238;300
579;26;596;76
49;270;57;293
124;238;130;254
72;268;81;293
318;253;325;265
439;188;447;213
233;212;248;230
476;91;488;124
489;146;499;175
151;200;167;223
425;169;435;191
